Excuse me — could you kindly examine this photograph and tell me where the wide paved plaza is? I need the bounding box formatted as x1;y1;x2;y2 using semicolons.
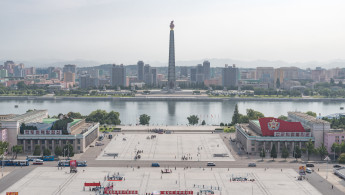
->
97;133;235;161
3;167;321;195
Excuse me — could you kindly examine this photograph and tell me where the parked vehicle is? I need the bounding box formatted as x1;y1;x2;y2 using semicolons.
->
109;134;113;139
32;159;44;165
248;163;256;167
95;142;104;146
152;163;160;167
26;155;54;161
58;160;87;167
207;162;216;166
333;164;342;168
306;163;314;167
0;160;29;166
306;168;313;173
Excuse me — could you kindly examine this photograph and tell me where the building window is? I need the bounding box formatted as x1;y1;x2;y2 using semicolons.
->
41;140;45;144
70;140;74;144
63;140;66;144
56;140;59;144
28;146;31;150
77;146;80;150
49;146;52;150
35;140;38;144
49;140;52;144
251;148;255;151
78;139;81;144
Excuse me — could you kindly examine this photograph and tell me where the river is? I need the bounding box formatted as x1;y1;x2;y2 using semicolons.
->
0;100;343;125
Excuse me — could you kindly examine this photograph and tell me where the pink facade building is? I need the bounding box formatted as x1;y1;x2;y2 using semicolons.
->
324;130;345;154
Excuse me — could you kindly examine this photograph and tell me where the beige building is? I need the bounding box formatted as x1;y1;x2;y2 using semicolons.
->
288;112;330;148
1;110;48;148
17;119;99;154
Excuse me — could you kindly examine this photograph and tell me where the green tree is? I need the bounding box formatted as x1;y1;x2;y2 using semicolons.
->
33;145;41;156
331;142;341;157
43;148;51;156
0;141;9;156
338;153;345;163
246;109;264;120
106;111;121;125
187;115;199;125
316;144;328;161
67;112;83;118
276;78;280;89
86;110;121;125
271;143;277;160
260;148;266;161
330;78;335;85
11;145;23;159
278;115;288;121
63;144;74;157
201;120;206;125
54;146;63;156
239;115;249;123
231;104;240;125
17;81;27;90
294;146;302;161
281;146;289;160
306;111;317;117
139;114;151;125
306;139;315;161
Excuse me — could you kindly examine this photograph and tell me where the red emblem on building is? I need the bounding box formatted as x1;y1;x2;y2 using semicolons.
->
268;119;280;130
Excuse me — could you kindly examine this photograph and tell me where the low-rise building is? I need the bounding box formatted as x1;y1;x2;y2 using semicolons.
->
0;110;99;154
17;118;99;154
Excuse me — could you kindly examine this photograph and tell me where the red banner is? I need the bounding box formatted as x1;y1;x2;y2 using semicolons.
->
259;118;305;136
84;182;101;187
6;193;18;195
104;190;138;194
160;191;193;194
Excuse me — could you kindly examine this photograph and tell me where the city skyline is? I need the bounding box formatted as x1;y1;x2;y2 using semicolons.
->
0;0;345;67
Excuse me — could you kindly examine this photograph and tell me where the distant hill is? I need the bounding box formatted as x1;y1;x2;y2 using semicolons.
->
1;58;344;69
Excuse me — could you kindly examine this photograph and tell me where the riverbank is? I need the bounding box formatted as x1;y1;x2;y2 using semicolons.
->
1;95;345;102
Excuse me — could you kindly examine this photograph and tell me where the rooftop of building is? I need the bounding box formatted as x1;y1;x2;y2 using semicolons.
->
238;123;260;136
288;111;330;124
3;110;47;122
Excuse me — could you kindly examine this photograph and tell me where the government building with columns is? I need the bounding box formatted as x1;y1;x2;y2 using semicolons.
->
0;110;99;154
236;117;314;155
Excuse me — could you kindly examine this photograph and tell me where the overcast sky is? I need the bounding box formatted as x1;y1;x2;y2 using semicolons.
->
0;0;344;66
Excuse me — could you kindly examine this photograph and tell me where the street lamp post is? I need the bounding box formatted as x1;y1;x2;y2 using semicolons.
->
1;147;7;178
324;156;330;179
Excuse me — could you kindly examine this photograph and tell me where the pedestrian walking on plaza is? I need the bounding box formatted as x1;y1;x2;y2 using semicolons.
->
332;185;334;189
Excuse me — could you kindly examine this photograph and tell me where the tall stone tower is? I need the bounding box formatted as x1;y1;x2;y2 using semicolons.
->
168;20;176;93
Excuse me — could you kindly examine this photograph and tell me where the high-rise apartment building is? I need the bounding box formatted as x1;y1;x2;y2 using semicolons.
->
63;64;76;74
190;68;197;82
111;64;126;87
256;67;275;86
137;61;144;82
63;72;75;83
80;75;98;89
203;60;211;79
222;64;239;87
180;66;188;78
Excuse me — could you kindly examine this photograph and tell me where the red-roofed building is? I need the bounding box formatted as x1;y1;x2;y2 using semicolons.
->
259;118;305;136
236;117;314;156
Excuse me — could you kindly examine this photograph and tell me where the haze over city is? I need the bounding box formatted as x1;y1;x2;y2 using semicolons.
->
1;0;344;67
